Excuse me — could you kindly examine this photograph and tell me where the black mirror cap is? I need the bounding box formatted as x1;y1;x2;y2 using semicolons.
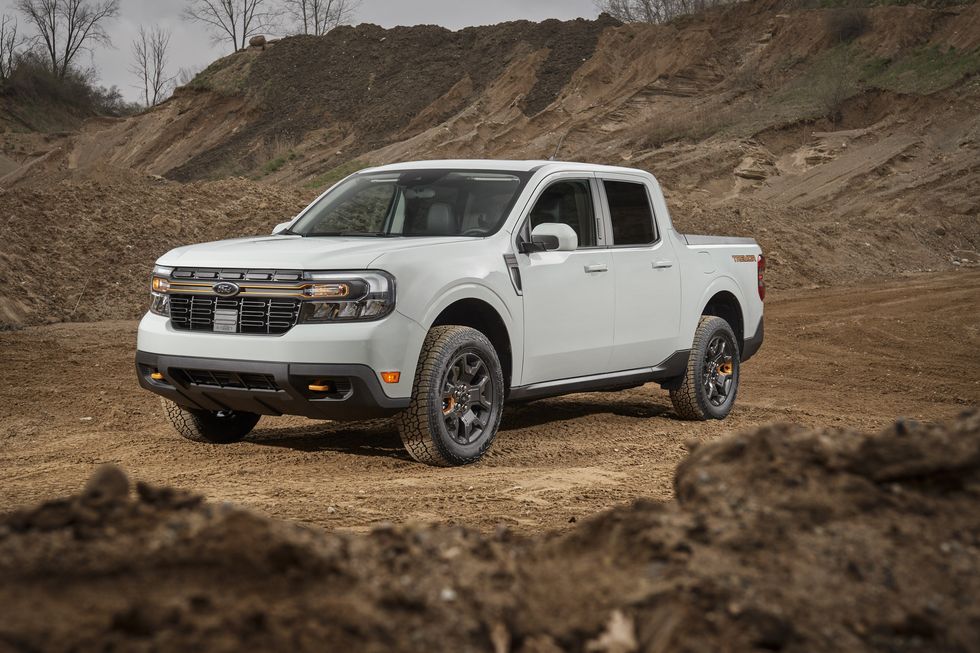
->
532;234;560;251
519;239;544;254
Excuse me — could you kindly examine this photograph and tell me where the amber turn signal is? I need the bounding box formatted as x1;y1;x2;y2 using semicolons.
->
380;371;400;384
306;283;350;298
151;276;170;293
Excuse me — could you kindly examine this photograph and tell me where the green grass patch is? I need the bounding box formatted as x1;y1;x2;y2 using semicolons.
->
303;159;369;190
262;150;300;175
864;45;980;94
762;42;980;124
263;156;287;174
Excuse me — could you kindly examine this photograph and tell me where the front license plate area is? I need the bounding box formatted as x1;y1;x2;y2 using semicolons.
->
213;308;238;333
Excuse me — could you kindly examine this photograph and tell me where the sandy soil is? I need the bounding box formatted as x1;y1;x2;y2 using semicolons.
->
1;271;976;534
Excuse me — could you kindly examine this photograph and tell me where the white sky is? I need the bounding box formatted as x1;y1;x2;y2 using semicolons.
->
1;0;600;102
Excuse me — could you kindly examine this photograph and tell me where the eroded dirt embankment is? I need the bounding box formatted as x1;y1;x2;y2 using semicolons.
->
1;411;977;652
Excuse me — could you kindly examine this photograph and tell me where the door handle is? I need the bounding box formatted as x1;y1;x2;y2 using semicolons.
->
584;264;609;273
652;261;674;269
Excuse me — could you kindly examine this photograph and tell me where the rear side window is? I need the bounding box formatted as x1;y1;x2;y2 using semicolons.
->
528;180;597;248
604;180;657;246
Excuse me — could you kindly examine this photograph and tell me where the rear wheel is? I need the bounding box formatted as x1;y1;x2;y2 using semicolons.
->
396;325;504;466
670;316;740;421
161;398;260;444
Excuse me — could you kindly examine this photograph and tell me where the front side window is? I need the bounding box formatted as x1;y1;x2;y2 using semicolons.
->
604;180;657;246
528;180;597;248
290;170;530;237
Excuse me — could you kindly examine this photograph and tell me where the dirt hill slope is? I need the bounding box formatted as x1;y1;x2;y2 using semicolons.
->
68;16;617;182
1;411;977;651
1;1;978;328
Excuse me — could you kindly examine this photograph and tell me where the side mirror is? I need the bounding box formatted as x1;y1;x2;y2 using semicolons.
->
523;223;577;253
272;221;293;235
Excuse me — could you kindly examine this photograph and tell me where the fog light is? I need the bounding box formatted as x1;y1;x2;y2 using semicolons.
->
150;371;164;381
308;380;333;392
380;371;400;384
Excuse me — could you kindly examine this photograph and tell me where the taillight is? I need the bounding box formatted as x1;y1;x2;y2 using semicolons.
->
757;254;766;301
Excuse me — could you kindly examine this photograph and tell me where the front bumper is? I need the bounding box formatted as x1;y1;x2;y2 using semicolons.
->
136;351;410;420
136;310;426;400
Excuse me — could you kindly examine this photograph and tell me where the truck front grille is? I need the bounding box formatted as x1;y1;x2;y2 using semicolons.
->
169;295;302;335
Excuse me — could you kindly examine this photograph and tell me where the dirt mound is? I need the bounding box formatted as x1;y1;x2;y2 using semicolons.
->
0;170;306;327
72;16;616;183
2;411;977;651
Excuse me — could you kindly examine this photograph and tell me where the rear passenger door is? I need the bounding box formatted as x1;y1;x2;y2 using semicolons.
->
597;175;682;370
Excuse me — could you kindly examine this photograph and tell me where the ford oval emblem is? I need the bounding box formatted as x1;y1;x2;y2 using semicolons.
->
212;282;241;297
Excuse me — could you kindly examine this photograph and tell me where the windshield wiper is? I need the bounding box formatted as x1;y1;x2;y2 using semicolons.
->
307;231;392;237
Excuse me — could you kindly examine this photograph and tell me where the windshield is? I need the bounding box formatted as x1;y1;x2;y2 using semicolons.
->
289;169;532;237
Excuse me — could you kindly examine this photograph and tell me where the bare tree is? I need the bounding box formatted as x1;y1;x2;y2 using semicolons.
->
15;0;119;78
0;14;26;80
183;0;280;51
130;25;175;107
596;0;732;24
284;0;357;36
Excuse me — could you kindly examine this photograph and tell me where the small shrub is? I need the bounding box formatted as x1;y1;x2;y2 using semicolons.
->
257;134;300;175
0;54;140;126
825;8;870;44
815;46;862;123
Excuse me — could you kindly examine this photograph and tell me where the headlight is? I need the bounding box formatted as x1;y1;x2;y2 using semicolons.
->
150;293;170;316
149;265;172;316
299;271;395;322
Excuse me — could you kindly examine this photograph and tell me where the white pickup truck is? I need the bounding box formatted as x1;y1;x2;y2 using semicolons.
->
137;160;764;466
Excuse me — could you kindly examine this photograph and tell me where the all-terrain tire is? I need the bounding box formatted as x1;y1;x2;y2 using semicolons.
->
670;316;741;421
161;398;260;444
395;326;505;467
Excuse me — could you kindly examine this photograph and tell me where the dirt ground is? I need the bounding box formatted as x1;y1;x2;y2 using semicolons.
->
2;270;976;534
1;406;977;652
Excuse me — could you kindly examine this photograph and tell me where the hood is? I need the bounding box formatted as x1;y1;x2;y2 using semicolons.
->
157;235;471;270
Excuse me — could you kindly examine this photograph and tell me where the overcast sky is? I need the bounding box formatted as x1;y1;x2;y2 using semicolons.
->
1;0;600;102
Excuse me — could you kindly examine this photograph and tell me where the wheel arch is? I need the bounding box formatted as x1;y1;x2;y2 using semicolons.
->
428;295;514;391
699;289;745;353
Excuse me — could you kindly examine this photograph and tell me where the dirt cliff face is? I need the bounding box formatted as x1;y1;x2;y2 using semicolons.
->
1;411;977;652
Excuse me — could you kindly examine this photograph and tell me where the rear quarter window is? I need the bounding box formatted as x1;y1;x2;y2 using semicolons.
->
604;180;657;246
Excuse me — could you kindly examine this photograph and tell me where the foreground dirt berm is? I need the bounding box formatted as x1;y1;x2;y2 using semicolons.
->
1;411;977;652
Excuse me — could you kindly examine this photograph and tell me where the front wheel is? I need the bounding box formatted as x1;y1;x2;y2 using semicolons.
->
395;326;505;466
161;398;260;444
670;316;741;421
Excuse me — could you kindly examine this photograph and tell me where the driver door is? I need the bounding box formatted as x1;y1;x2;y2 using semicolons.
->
517;174;615;386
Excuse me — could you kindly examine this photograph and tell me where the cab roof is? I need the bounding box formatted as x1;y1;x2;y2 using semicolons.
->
359;159;652;177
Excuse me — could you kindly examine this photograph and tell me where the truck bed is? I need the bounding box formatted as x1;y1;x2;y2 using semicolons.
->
682;234;757;246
